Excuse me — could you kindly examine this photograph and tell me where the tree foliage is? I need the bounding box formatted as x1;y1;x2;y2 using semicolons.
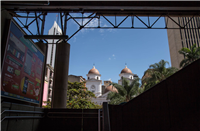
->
43;81;102;109
179;44;200;68
67;81;102;109
42;101;51;109
142;59;178;91
107;77;144;105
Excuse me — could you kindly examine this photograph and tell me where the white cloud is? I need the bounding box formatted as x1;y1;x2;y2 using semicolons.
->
69;14;116;34
77;18;99;33
73;36;77;43
108;54;116;60
85;19;98;27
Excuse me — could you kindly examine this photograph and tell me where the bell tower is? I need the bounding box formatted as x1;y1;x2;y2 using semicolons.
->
86;66;102;97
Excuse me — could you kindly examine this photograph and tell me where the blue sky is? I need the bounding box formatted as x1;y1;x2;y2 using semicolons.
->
17;13;171;84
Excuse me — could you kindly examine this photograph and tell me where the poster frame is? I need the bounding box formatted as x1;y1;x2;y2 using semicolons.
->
1;18;45;105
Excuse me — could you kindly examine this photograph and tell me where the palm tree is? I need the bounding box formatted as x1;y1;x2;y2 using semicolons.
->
179;44;200;68
142;60;178;91
107;77;144;105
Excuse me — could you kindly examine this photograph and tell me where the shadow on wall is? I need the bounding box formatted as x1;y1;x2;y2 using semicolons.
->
109;58;200;131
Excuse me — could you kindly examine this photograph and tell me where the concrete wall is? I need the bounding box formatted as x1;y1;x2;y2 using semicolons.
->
1;10;12;39
1;10;12;64
109;59;200;131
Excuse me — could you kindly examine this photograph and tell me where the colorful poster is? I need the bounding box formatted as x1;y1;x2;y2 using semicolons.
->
1;20;44;104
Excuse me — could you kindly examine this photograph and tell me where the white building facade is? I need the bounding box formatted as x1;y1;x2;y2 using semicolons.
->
118;66;134;85
46;21;62;68
86;66;102;97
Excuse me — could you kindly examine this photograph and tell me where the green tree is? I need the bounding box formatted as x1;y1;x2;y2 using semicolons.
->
142;60;178;91
107;77;144;105
179;44;200;68
67;81;102;109
42;101;51;109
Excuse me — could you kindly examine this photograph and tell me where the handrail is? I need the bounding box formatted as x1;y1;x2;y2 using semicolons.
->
47;111;102;118
1;116;44;122
1;109;44;122
1;110;44;115
47;112;100;115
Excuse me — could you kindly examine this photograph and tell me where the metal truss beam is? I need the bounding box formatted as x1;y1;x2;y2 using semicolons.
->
2;1;200;16
8;11;200;42
24;35;68;39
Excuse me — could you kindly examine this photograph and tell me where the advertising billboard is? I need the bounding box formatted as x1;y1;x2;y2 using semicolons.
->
1;19;45;104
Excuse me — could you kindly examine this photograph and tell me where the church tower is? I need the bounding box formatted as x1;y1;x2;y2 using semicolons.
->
86;66;102;97
118;65;134;85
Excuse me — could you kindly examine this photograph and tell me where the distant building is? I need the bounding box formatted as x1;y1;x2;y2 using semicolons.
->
68;75;86;83
166;17;200;68
86;66;102;97
86;65;138;105
42;64;54;106
118;66;138;85
46;21;62;68
68;75;86;87
42;21;62;106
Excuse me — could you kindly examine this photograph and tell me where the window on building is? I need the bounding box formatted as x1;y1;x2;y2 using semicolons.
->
97;77;99;80
50;71;53;78
88;77;90;80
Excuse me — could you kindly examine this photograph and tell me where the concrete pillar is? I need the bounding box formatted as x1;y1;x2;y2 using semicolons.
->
35;41;48;107
52;41;70;108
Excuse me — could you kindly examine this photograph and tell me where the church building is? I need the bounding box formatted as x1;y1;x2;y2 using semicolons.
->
86;66;102;97
86;65;138;105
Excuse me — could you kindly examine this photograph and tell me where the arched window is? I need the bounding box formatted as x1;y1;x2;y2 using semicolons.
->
131;76;133;79
88;77;90;80
97;77;99;80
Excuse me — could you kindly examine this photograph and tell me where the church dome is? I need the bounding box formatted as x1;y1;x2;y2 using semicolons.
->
105;85;118;93
88;66;100;75
120;66;133;74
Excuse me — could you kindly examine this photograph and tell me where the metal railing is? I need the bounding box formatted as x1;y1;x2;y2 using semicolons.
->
47;111;102;118
1;109;44;122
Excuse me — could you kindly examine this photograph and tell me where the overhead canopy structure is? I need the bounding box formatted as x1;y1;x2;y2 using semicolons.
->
1;1;200;108
2;1;200;16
